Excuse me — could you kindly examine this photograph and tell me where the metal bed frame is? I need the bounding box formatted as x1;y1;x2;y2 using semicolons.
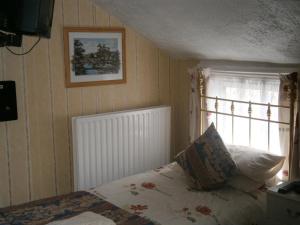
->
197;70;297;155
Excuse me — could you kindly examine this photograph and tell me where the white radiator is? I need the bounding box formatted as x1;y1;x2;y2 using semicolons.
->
72;106;171;191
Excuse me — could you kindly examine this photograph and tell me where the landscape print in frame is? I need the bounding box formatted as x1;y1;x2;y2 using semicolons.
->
64;27;126;87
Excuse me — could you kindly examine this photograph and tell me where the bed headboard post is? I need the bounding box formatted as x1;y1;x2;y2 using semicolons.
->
198;69;205;135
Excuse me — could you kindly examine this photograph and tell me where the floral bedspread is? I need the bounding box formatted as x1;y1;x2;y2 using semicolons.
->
0;191;154;225
90;163;266;225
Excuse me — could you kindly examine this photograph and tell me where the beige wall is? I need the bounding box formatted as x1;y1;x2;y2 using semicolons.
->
0;0;196;207
173;60;198;154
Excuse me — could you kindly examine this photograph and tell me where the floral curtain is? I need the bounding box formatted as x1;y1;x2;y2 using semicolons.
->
290;114;300;180
279;72;299;180
189;68;201;142
285;73;300;180
278;75;292;180
189;68;210;142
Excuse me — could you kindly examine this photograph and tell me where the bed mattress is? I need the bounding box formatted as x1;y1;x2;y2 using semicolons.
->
90;162;266;225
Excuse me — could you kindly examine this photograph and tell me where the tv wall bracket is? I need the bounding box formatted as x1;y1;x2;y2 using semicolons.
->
0;30;22;47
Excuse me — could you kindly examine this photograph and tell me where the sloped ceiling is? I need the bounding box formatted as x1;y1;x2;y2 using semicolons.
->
95;0;300;64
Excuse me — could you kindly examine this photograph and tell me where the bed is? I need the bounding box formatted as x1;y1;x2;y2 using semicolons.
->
0;162;266;225
90;162;266;225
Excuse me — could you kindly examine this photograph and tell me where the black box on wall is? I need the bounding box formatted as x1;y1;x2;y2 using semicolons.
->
0;81;18;122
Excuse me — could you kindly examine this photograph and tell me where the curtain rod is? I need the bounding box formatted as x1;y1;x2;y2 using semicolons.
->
196;60;300;73
210;69;285;79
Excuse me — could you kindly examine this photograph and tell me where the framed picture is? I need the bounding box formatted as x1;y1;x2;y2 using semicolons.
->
63;27;126;87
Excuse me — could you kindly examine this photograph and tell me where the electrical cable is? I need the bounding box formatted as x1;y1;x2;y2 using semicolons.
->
5;36;41;56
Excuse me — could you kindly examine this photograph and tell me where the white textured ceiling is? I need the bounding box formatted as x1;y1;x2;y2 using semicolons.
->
95;0;300;64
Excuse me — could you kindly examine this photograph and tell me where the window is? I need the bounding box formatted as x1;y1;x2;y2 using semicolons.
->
206;71;284;157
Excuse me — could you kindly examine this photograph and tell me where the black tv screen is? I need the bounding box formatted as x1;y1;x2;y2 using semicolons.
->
20;0;55;38
0;1;21;34
0;0;55;38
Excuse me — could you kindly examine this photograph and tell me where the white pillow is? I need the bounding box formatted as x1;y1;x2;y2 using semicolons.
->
226;145;285;182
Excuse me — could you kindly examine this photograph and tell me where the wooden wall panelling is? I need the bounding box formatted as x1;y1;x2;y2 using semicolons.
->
175;59;183;155
151;46;160;106
109;15;127;112
94;5;114;113
49;0;71;195
175;60;198;155
23;36;56;200
176;61;189;153
79;0;98;116
147;42;160;106
63;0;82;191
94;2;110;29
0;122;10;207
136;37;147;106
0;49;10;207
63;0;82;119
2;46;30;205
158;50;171;105
133;31;141;108
136;36;159;107
123;26;138;109
169;58;178;159
158;50;172;159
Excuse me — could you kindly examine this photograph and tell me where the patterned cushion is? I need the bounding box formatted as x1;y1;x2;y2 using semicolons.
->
175;123;237;190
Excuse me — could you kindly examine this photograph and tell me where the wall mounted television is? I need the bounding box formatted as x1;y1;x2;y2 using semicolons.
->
0;0;55;47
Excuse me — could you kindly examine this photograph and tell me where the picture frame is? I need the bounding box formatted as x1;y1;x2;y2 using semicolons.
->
63;27;126;87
